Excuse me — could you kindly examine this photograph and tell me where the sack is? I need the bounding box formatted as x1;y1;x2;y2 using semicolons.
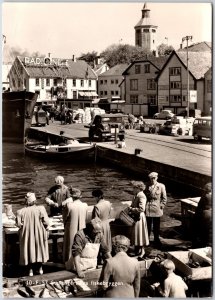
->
129;211;141;222
119;209;135;226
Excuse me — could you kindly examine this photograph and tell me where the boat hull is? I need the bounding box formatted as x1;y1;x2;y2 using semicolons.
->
25;143;96;161
2;91;38;143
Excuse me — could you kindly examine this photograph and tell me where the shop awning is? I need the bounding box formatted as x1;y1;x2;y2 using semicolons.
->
79;91;85;97
111;100;125;104
92;98;100;104
91;91;98;97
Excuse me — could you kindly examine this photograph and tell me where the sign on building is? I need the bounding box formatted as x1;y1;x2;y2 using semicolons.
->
189;90;197;103
158;95;168;105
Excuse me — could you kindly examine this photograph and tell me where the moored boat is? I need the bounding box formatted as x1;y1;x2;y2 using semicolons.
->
2;90;38;143
24;140;96;160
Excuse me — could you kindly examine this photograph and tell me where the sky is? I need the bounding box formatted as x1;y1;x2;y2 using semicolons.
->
2;2;212;60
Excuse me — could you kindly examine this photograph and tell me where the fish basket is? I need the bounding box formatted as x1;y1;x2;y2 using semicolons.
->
119;210;135;226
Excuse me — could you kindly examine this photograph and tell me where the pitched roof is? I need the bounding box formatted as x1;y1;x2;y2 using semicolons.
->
176;51;211;79
18;57;97;79
178;41;212;52
122;56;169;75
99;64;128;77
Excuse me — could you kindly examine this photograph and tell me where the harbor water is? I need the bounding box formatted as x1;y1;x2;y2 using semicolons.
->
3;143;198;230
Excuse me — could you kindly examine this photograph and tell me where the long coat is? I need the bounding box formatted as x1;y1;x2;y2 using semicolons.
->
63;199;88;262
92;199;112;251
145;182;167;217
102;251;140;298
16;205;50;266
130;191;149;246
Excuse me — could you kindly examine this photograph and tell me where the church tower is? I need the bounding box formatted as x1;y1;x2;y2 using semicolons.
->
134;3;158;55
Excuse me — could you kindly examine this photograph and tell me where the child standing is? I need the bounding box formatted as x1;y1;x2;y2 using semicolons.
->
154;259;188;298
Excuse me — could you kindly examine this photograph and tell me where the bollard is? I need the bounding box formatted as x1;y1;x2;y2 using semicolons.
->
134;148;142;155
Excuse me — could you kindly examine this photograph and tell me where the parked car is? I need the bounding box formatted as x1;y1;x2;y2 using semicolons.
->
85;113;128;142
140;121;157;133
153;110;175;120
159;117;194;136
193;116;212;142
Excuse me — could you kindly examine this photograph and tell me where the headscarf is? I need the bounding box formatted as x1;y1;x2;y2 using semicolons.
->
55;175;64;185
25;192;36;206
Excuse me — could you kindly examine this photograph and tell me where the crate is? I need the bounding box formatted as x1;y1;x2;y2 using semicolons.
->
167;251;212;280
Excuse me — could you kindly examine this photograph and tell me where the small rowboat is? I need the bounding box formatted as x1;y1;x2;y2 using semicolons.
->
25;139;96;161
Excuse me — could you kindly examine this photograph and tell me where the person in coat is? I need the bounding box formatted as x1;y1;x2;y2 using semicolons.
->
128;181;149;257
45;175;70;216
92;189;112;251
65;218;111;278
16;192;50;276
145;172;167;248
192;182;212;248
63;188;88;263
101;235;140;298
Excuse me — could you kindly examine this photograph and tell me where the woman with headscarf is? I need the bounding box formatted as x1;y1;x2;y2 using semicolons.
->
16;192;50;276
101;235;140;298
65;218;111;278
92;189;112;251
63;188;88;263
129;181;149;257
45;175;70;216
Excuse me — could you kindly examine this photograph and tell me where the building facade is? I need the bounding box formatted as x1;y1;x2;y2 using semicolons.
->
156;51;212;115
8;56;98;109
134;3;158;55
121;57;168;116
204;68;212;115
97;64;128;111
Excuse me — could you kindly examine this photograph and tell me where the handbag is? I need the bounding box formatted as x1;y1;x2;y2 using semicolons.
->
119;208;135;226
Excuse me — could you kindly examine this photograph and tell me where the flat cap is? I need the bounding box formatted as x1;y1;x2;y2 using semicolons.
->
148;172;158;178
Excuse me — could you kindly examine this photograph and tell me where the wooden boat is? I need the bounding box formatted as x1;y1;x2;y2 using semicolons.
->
25;140;96;160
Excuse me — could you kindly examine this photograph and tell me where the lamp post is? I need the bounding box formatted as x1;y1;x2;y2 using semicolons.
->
182;36;192;118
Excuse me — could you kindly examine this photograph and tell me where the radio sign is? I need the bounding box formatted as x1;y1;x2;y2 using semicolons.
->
24;56;68;66
189;90;197;103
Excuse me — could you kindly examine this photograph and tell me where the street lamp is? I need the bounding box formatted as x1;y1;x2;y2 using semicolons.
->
182;36;192;118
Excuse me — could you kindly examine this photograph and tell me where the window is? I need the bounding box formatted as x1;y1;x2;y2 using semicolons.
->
46;78;50;86
73;91;77;99
81;79;84;87
104;80;107;84
170;95;182;103
35;78;40;86
111;91;114;95
130;95;139;104
144;64;150;73
104;91;107;95
170;81;181;89
100;91;103;96
12;78;15;87
53;78;57;86
136;29;141;47
147;95;156;105
111;80;114;84
115;79;118;84
152;29;156;33
135;65;141;74
147;79;156;90
24;79;26;88
100;80;103;84
35;90;40;98
115;90;119;95
207;80;212;93
18;80;21;87
169;67;181;76
143;29;149;33
73;79;76;87
130;79;138;91
89;79;91;87
183;95;186;102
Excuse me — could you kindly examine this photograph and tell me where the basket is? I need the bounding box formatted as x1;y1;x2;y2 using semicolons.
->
119;210;135;226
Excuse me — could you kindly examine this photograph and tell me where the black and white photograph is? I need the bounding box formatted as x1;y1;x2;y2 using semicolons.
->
2;2;212;298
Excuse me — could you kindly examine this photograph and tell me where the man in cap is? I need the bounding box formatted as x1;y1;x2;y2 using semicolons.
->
45;175;70;216
145;172;167;248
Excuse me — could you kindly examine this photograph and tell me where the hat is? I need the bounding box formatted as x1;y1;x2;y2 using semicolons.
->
148;172;158;178
92;189;103;198
112;235;130;247
25;192;36;203
71;188;82;199
55;176;64;185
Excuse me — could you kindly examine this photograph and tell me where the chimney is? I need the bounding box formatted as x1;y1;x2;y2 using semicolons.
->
48;52;51;58
72;55;76;62
180;44;183;49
